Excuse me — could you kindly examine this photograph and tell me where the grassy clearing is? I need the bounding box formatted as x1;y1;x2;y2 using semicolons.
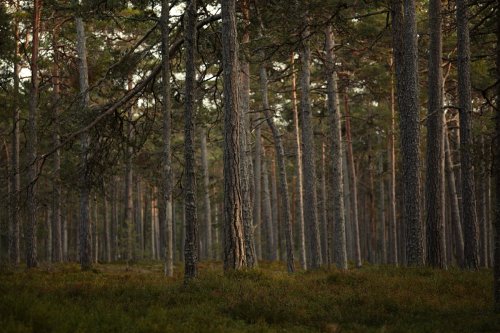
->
0;261;498;332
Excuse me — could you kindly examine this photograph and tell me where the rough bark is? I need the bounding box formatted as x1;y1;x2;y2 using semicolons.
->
325;26;348;270
26;0;42;268
456;0;479;270
161;0;174;277
299;14;322;269
425;0;446;268
221;0;246;271
239;0;257;268
183;0;199;281
493;0;500;311
391;0;423;265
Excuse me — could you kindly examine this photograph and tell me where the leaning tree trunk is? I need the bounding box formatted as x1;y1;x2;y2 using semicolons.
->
161;0;174;277
425;0;446;268
9;0;21;266
74;0;92;271
26;0;42;268
221;0;246;271
239;0;257;268
299;14;322;269
391;0;423;266
456;0;479;270
325;26;348;270
183;0;199;281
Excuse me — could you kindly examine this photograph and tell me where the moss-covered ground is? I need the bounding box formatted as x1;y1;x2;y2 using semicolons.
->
0;261;498;332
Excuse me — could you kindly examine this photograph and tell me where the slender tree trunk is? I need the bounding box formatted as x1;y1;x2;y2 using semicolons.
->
270;158;280;261
388;57;398;266
456;0;479;270
344;93;362;268
221;0;246;271
103;185;111;262
124;80;134;262
262;150;274;261
253;123;262;260
9;0;21;266
378;143;387;264
183;0;199;280
26;0;42;268
319;142;329;264
161;0;174;277
478;136;488;267
445;123;464;266
391;0;423;265
201;128;213;260
299;14;322;269
291;53;307;270
239;0;256;268
493;1;500;311
425;0;446;268
325;26;348;270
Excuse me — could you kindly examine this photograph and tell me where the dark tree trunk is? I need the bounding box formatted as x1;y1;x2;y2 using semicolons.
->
456;0;479;270
183;0;199;280
493;0;500;311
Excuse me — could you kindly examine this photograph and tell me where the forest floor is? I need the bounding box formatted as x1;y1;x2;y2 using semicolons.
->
0;261;498;333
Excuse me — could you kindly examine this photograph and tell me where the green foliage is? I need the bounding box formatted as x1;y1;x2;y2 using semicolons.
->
0;263;497;333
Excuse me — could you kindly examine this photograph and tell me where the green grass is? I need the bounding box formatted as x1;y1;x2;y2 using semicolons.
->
0;261;498;332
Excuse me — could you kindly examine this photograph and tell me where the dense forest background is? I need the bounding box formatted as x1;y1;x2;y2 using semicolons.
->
0;0;499;312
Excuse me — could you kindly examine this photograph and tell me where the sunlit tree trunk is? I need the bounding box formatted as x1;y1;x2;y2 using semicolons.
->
221;0;246;270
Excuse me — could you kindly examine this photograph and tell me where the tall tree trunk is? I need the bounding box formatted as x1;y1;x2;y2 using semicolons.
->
9;0;21;266
344;93;362;268
299;14;322;269
103;185;111;262
26;0;42;268
257;43;295;271
456;0;479;270
161;0;174;277
221;0;246;271
183;0;199;280
253;122;262;260
270;157;280;261
493;0;500;311
124;80;134;262
239;0;256;268
325;26;348;270
51;21;63;263
425;0;446;268
388;56;398;266
291;53;307;270
74;0;93;270
391;0;423;266
201;128;213;260
319;142;329;264
378;142;387;264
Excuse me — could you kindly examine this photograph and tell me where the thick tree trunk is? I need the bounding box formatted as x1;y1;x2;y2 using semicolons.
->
26;0;42;268
9;1;21;266
391;0;423;266
325;27;348;270
239;0;257;268
291;53;307;270
161;0;174;277
221;0;246;270
74;0;93;270
344;93;362;268
456;0;479;270
299;15;322;269
183;0;199;280
425;0;446;268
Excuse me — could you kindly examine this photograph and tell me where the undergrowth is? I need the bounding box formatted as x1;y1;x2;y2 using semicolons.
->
0;261;498;332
